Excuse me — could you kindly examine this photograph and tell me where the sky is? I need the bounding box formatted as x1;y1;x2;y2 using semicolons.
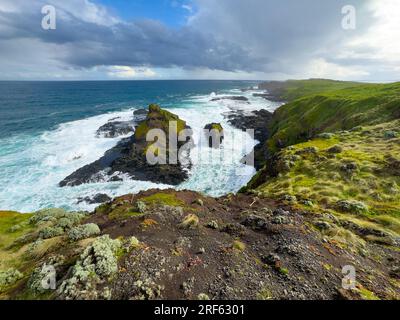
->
0;0;399;81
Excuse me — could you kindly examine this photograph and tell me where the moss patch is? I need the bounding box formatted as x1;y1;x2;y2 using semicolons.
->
140;192;185;207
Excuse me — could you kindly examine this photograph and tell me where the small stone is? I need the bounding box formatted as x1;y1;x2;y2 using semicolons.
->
271;216;291;225
198;293;210;300
316;133;334;139
384;130;397;139
327;145;343;154
194;199;204;206
262;254;281;268
242;214;268;230
314;220;332;230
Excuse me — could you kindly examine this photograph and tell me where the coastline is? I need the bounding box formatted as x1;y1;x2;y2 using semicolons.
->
0;79;399;300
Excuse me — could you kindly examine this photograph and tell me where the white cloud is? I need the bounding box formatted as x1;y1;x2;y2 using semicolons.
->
106;66;156;79
182;4;193;13
353;0;400;63
305;58;369;80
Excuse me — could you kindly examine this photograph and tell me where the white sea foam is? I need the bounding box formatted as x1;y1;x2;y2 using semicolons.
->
0;89;281;212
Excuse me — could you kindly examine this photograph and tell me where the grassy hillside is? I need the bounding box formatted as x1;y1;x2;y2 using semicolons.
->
265;81;400;153
259;79;364;101
248;120;400;241
245;80;400;254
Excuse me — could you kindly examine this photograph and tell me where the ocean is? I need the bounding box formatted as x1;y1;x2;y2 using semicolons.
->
0;80;281;212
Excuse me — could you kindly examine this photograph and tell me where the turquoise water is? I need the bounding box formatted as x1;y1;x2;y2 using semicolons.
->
0;80;281;212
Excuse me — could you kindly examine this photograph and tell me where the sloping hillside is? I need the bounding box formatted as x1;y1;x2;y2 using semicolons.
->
265;82;400;153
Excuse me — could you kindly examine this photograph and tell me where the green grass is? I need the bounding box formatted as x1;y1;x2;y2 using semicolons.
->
140;192;184;207
260;79;365;101
0;211;34;253
264;81;400;153
252;120;400;241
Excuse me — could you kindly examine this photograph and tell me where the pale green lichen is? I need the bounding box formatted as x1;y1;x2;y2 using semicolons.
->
58;235;121;300
67;223;101;242
28;255;65;295
336;200;368;215
39;226;65;239
0;268;23;292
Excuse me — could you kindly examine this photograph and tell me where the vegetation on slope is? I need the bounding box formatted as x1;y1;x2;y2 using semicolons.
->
248;120;400;244
265;81;400;153
259;79;364;102
244;80;400;255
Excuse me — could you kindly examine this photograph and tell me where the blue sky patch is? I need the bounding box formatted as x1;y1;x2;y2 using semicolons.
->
95;0;195;26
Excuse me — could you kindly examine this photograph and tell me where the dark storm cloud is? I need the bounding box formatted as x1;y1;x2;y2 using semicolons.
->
190;0;376;72
0;0;385;79
0;1;260;72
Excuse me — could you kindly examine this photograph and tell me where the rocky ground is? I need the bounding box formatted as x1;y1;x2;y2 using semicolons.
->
1;189;398;300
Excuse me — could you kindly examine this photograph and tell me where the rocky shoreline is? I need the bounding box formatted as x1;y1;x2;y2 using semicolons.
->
224;109;274;169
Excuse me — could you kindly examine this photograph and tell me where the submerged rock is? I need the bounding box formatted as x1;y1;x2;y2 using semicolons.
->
59;104;193;187
77;193;111;204
211;96;249;102
96;120;134;138
133;108;148;122
96;109;148;138
252;92;283;102
224;109;273;169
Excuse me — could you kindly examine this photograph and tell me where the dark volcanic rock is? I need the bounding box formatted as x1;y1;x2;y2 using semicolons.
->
77;193;111;204
252;92;284;102
257;81;288;101
96;109;148;138
60;104;193;187
225;109;272;142
224;109;273;169
96;121;134;138
211;96;249;103
133;108;148;122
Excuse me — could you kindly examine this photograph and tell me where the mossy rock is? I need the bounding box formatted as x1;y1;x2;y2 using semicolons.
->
134;104;187;141
204;123;223;133
140;192;185;207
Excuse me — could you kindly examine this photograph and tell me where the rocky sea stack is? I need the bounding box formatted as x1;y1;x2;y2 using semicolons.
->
59;104;193;187
204;123;224;148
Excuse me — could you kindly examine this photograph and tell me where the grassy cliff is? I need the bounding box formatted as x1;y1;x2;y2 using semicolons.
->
245;79;400;256
265;81;400;153
259;79;364;101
